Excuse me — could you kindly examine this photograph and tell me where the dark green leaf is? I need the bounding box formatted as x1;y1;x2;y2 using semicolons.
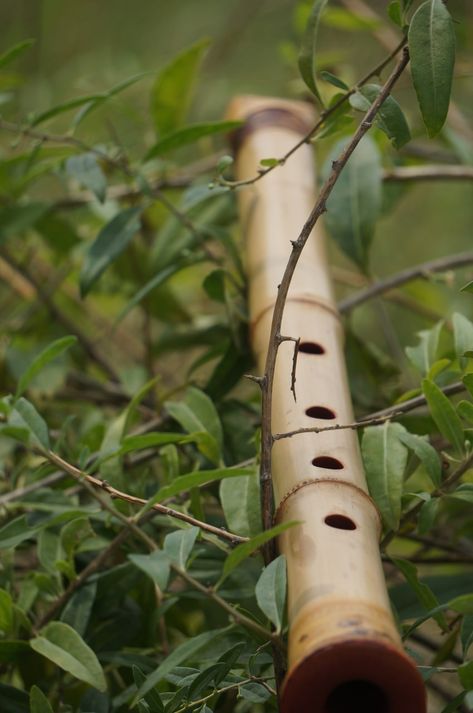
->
324;135;381;271
460;280;473;294
255;555;287;632
66;153;107;203
10;397;49;449
398;431;441;487
146;121;241;160
298;0;328;102
132;667;164;712
128;551;170;591
461;616;473;659
150;39;210;136
0;683;29;713
459;661;473;690
361;422;408;530
0;203;48;242
29;686;53;713
453;313;473;364
457;400;473;424
80;207;142;296
60;582;97;637
408;0;455;137
145;466;253;507
422;379;464;455
0;516;40;549
15;336;76;400
164;527;199;569
320;71;349;90
440;693;466;713
0;39;35;70
353;84;411;148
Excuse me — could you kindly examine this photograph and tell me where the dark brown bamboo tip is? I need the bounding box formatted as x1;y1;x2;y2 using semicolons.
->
281;639;426;713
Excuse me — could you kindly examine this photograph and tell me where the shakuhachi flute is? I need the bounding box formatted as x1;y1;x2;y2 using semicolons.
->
227;96;426;713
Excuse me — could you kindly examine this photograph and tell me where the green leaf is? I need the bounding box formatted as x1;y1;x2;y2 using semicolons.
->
30;621;106;691
388;1;403;28
15;336;76;400
0;516;40;550
461;615;473;659
0;39;35;70
150;39;210;136
393;558;447;630
457;400;473;424
80;206;142;296
132;667;164;712
351;84;411;148
117;432;191;457
145;466;253;508
422;379;464;455
146;121;241;160
324;135;382;272
459;660;473;690
0;590;14;635
128;551;170;591
453;313;473;364
418;497;440;534
164;527;199;569
320;70;349;90
221;521;298;583
66;153;107;203
220;469;261;537
361;422;408;530
405;322;442;375
463;373;473;399
255;555;287;633
0;683;29;713
450;595;473;615
298;0;328;102
408;0;456;137
0;203;48;243
440;693;467;713
29;686;53;713
165;387;223;465
10;397;49;449
460;280;473;295
134;628;227;702
60;582;97;637
398;431;441;487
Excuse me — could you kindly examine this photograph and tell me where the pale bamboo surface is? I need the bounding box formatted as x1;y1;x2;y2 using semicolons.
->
227;95;426;713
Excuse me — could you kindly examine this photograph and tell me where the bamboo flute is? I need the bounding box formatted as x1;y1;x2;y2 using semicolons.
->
227;96;426;713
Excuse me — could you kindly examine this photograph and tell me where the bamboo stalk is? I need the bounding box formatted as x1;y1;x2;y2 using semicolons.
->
227;95;426;713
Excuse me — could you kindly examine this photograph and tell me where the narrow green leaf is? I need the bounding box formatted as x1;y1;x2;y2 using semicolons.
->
150;39;210;136
71;72;148;129
361;422;408;530
460;280;473;295
418;497;440;534
450;595;473;615
132;667;164;712
255;555;287;632
388;1;403;28
351;84;411;148
453;313;473;365
60;582;97;637
146;466;253;508
15;336;76;400
440;692;466;713
146;121;241;160
80;207;142;296
29;686;53;713
220;469;261;538
0;39;35;70
422;379;464;455
164;527;199;569
66;153;107;203
10;397;49;449
118;432;191;456
128;551;170;591
0;683;29;713
393;558;448;630
320;70;349;90
298;0;328;102
31;94;104;127
408;0;456;137
463;373;473;398
323;135;381;271
165;387;223;465
405;322;443;375
398;431;441;487
221;521;298;583
30;622;106;691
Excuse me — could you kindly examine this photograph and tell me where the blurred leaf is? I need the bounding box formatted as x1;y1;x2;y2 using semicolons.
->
350;83;410;148
324;135;381;271
422;379;464;455
255;555;286;632
320;70;349;90
388;1;403;27
457;400;473;424
405;322;442;375
460;280;473;294
29;686;53;713
15;336;76;400
239;682;271;703
0;516;40;550
398;431;441;487
128;551;170;591
220;469;261;538
418;497;440;534
146;121;241;160
0;683;29;713
321;6;380;30
0;39;35;70
0;203;47;242
298;0;328;102
65;153;107;203
60;582;97;637
408;0;455;137
0;589;14;634
221;521;297;583
461;616;473;659
164;527;199;569
362;422;408;530
80;206;142;296
132;667;164;712
459;661;473;690
145;466;253;507
440;693;466;713
150;38;210;136
393;558;448;630
453;313;473;366
10;398;49;449
30;622;106;691
165;387;223;465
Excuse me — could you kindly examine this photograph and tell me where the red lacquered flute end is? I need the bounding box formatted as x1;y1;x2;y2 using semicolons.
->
281;639;426;713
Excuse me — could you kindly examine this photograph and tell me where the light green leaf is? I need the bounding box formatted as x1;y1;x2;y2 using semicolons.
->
463;373;473;399
118;432;192;456
134;628;227;702
398;431;441;487
298;0;328;102
145;466;253;508
80;207;142;296
350;84;411;148
422;379;464;455
450;595;473;615
220;468;261;538
164;527;199;569
15;336;76;400
460;280;473;295
408;0;455;137
361;422;408;530
453;313;473;365
30;622;106;691
10;397;49;449
405;322;442;375
221;521;298;583
255;555;287;633
128;551;170;591
0;590;14;635
150;39;210;136
388;1;403;27
0;39;34;70
146;121;241;160
31;94;103;127
324;135;382;272
29;686;53;713
165;387;223;465
66;153;107;203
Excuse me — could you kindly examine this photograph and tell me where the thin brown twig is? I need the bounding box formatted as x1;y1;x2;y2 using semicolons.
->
258;49;410;564
364;381;465;423
383;165;473;182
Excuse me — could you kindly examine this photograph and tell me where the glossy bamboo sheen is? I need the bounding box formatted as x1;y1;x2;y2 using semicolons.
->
227;96;426;713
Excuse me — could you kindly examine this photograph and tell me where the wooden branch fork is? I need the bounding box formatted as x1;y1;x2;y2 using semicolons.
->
227;94;426;713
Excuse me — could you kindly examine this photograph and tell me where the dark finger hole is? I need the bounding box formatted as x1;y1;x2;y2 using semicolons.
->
312;456;344;470
305;406;336;420
324;514;356;530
